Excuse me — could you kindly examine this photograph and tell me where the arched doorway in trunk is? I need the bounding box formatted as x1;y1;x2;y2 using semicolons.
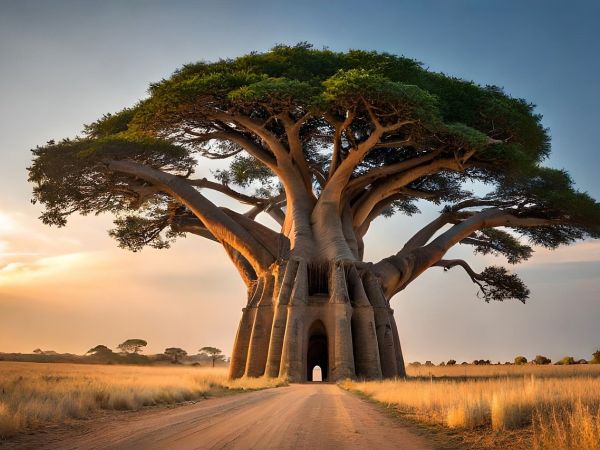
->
312;366;323;381
306;320;328;381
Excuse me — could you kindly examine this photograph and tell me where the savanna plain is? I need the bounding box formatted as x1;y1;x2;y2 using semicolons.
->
1;362;600;450
0;362;283;439
345;364;600;450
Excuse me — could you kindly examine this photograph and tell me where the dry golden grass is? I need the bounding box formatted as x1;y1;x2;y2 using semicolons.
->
343;365;600;450
406;362;600;378
533;401;600;450
0;362;284;438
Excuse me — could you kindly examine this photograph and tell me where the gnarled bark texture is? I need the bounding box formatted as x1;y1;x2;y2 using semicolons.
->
230;259;404;382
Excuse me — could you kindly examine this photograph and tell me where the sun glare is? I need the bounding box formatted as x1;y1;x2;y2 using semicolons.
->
0;212;16;234
0;253;89;286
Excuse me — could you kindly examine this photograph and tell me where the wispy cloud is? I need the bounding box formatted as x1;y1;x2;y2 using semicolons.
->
0;208;99;287
0;252;105;286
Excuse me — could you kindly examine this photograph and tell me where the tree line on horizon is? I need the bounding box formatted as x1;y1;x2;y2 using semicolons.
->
2;339;228;366
85;340;227;366
8;345;598;369
409;349;600;367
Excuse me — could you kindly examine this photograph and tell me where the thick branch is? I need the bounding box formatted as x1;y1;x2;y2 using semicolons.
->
210;112;316;249
106;159;276;272
170;215;217;242
186;128;278;170
211;113;290;164
346;149;441;195
243;193;286;226
222;242;258;286
400;210;473;252
317;115;413;216
264;204;286;226
220;207;286;258
280;113;314;195
324;110;355;179
374;207;558;297
424;209;556;259
352;158;465;228
356;187;443;239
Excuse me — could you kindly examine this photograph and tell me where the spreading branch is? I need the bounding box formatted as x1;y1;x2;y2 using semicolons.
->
106;159;276;272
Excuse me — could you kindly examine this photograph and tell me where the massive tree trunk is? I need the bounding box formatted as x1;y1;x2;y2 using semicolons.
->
229;255;405;382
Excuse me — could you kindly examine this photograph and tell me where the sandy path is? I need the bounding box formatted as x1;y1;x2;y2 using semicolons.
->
6;384;434;450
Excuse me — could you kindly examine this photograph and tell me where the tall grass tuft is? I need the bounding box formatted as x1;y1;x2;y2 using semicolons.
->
533;401;600;450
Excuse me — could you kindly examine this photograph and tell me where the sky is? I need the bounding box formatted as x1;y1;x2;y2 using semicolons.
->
0;0;599;363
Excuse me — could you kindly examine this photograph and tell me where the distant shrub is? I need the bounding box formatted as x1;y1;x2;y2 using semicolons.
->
514;356;528;365
409;361;422;366
446;359;456;366
556;356;576;365
473;359;491;365
591;349;600;364
424;361;434;367
534;355;552;365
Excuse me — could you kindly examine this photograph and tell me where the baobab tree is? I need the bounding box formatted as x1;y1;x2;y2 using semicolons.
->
29;44;600;381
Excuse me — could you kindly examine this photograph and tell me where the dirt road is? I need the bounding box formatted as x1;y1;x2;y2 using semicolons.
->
7;384;434;450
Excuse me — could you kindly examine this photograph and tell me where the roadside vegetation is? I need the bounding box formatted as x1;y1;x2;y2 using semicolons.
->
0;362;284;438
343;354;600;450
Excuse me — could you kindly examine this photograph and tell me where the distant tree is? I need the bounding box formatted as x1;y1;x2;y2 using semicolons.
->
576;359;588;365
473;359;491;365
591;349;600;364
117;339;147;354
439;361;446;366
164;347;187;364
514;356;528;365
409;361;422;367
32;348;43;354
556;356;576;365
534;355;551;365
199;347;224;367
424;360;434;367
446;359;456;366
87;345;114;356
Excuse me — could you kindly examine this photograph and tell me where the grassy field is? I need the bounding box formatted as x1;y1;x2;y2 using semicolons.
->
0;362;284;438
343;364;600;450
406;363;600;378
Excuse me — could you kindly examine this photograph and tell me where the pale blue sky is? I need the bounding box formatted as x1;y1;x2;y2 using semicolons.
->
0;0;599;362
